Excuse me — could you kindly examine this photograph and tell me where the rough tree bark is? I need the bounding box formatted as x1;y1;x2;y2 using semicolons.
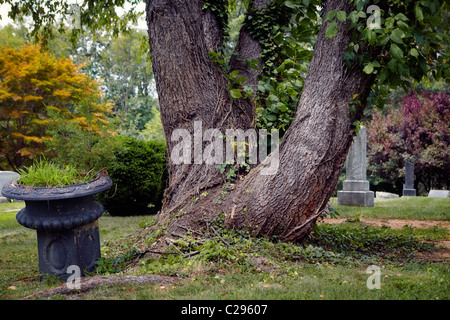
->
146;0;256;213
146;0;378;243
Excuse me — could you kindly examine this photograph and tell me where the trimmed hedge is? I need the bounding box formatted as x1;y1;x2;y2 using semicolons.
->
99;137;168;216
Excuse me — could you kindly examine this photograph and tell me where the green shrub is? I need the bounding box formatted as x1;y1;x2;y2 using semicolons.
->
99;137;168;216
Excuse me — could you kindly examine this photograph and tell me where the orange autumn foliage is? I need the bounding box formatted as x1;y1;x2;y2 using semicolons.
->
0;43;111;170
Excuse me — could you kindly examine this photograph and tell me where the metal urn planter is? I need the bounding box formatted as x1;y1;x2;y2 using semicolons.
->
1;172;112;281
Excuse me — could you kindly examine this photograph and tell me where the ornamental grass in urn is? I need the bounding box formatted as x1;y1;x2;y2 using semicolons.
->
1;159;112;281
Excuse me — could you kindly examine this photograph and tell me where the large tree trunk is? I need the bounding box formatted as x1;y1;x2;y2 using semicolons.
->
146;0;257;213
146;0;377;243
225;0;379;242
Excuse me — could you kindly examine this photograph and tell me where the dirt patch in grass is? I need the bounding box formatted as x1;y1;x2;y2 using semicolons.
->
415;240;450;262
320;217;450;230
320;218;450;262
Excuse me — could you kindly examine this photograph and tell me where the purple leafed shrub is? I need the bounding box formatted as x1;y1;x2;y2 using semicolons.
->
367;90;449;194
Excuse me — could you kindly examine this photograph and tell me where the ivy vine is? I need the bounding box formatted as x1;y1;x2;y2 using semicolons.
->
243;3;292;76
243;0;321;136
207;0;448;138
202;0;230;44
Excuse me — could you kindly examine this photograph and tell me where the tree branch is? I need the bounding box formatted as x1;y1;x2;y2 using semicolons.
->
202;7;223;52
21;274;177;299
229;0;270;93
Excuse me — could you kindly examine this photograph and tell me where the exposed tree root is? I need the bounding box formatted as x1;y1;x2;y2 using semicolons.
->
22;274;178;300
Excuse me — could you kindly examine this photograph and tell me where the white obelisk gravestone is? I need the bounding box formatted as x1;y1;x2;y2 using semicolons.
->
337;126;374;207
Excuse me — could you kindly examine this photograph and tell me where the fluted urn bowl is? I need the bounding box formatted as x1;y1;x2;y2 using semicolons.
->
1;172;112;281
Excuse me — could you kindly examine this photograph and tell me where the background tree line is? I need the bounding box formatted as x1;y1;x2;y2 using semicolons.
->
0;22;164;170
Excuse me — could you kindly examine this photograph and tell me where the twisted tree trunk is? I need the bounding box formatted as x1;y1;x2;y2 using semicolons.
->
146;0;377;243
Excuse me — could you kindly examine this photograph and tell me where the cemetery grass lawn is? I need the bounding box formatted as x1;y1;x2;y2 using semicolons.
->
0;202;153;299
329;197;450;221
0;198;449;300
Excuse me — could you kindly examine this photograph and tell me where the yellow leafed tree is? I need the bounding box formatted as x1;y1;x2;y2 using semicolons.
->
0;43;114;171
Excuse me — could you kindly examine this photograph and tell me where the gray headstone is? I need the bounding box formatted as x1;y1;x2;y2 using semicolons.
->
346;126;367;181
428;190;450;198
337;126;374;207
376;191;399;199
1;171;20;202
404;161;414;189
402;160;416;197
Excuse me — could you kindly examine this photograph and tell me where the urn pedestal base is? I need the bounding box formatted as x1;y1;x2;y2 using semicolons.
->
1;173;112;281
36;220;101;281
